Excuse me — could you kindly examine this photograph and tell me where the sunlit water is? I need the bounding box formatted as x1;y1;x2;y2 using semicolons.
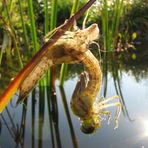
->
0;69;148;148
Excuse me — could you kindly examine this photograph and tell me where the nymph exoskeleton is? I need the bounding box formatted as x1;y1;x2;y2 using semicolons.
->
19;24;100;99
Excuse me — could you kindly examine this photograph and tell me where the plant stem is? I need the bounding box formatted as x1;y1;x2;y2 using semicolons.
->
59;0;80;87
50;0;58;31
59;64;68;87
27;0;39;54
3;0;23;68
40;0;50;86
44;0;49;34
18;0;30;58
49;0;58;88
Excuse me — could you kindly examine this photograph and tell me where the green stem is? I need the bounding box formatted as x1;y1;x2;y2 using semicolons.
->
27;0;39;54
59;0;80;87
44;0;49;34
48;0;58;87
18;0;30;58
3;0;23;68
42;0;50;86
0;45;3;65
59;64;68;86
70;0;79;16
50;0;58;31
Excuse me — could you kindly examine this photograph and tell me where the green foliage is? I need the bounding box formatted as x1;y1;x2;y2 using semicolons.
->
27;0;39;54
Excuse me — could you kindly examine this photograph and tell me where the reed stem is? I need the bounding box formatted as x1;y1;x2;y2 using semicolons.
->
3;0;23;68
18;0;30;58
44;0;49;34
27;0;39;54
59;0;80;87
48;0;58;88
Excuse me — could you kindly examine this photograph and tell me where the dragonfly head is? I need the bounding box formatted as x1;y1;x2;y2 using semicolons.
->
80;114;101;134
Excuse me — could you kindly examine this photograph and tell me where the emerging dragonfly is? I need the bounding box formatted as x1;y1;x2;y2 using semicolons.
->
0;23;99;112
0;23;121;134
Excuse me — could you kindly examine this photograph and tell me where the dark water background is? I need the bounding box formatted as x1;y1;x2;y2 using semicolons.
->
0;41;148;148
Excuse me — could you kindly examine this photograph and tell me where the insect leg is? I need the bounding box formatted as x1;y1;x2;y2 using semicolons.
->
98;95;120;106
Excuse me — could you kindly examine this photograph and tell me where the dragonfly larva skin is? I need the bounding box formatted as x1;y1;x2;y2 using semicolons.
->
19;23;100;99
19;56;53;98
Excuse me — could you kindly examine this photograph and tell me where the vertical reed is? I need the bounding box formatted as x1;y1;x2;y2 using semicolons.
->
49;0;58;88
18;0;30;58
3;0;23;68
101;0;124;52
59;0;80;87
42;0;50;86
101;0;124;96
44;0;50;35
27;0;46;88
27;0;39;54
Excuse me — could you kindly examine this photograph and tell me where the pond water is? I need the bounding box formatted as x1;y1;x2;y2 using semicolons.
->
0;43;148;148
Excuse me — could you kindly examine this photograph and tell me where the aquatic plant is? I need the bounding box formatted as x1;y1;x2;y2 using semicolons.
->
59;0;80;86
1;0;23;68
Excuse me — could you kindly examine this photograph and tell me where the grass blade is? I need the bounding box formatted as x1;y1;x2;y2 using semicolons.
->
27;0;39;54
3;0;23;68
18;0;30;58
44;0;50;34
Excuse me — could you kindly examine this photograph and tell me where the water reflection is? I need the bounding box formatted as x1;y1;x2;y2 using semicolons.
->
0;104;27;147
59;87;78;148
102;53;133;122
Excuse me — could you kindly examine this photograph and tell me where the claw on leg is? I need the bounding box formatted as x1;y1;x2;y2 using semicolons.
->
98;95;119;105
100;110;111;125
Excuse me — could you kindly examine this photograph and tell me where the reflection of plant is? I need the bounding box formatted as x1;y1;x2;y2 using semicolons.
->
0;105;27;147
